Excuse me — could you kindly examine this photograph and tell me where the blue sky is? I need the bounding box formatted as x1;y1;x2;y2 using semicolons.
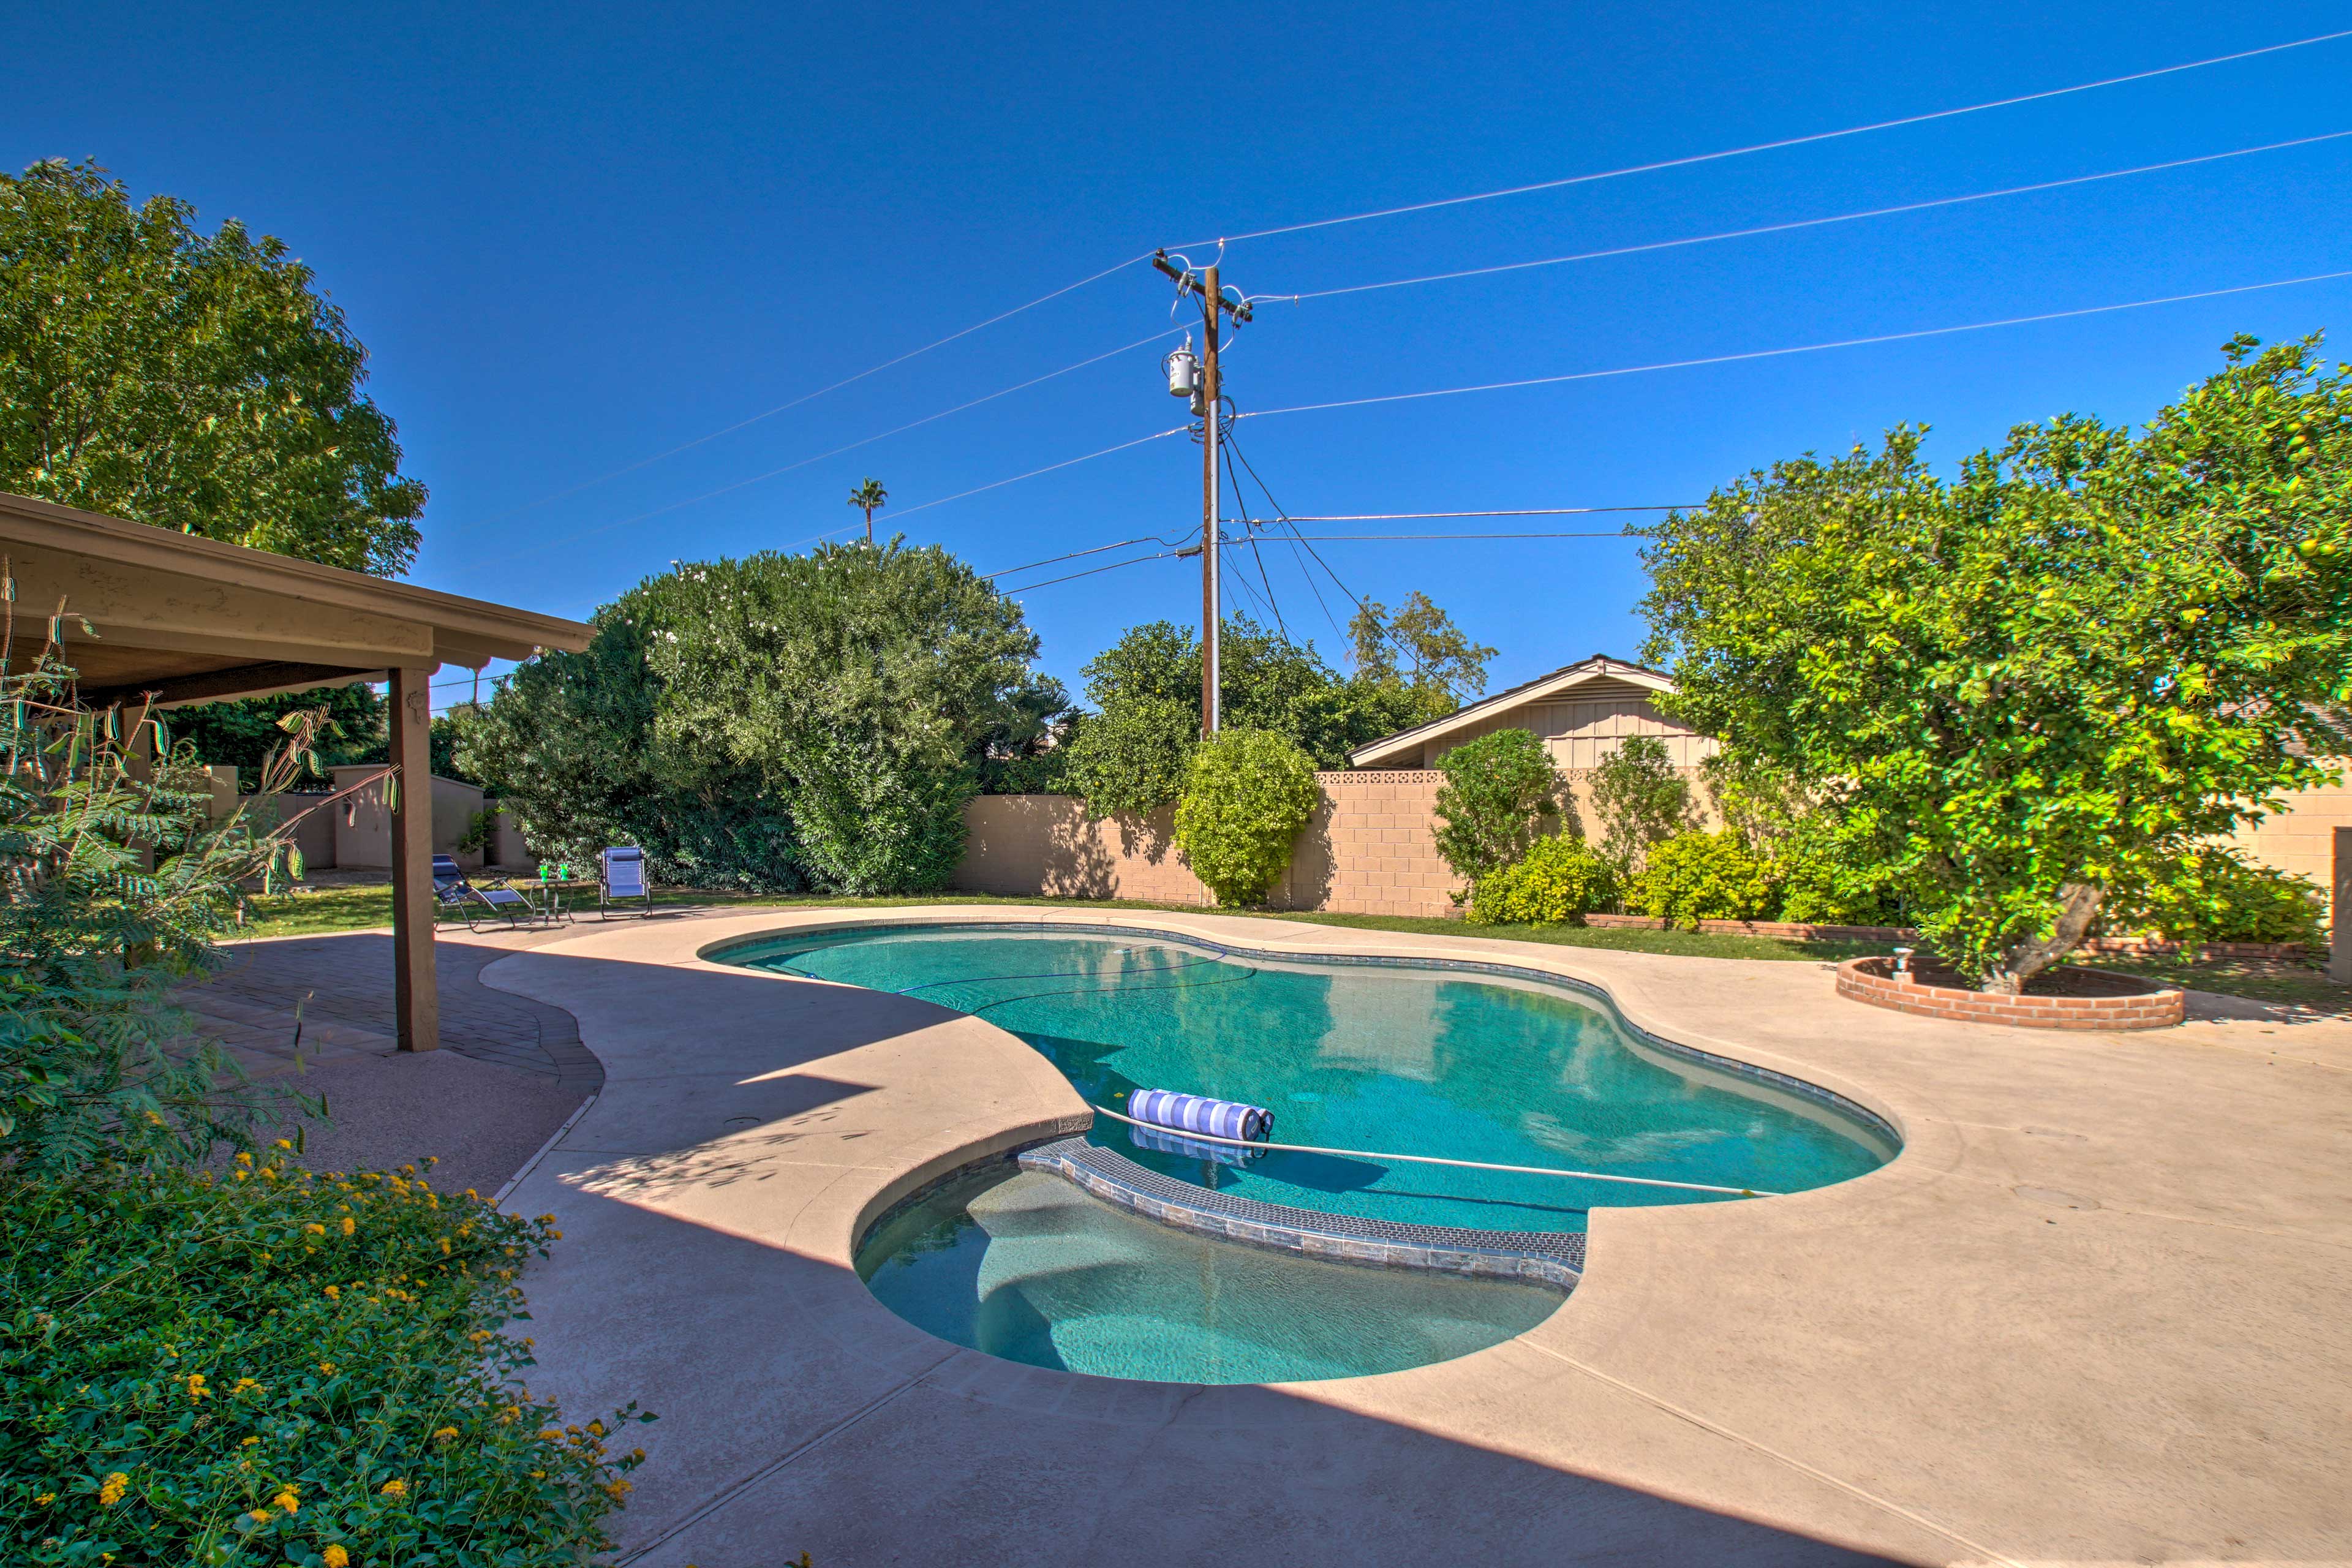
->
9;2;2351;712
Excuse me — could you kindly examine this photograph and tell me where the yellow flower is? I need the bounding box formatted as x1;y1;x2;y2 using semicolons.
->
245;1507;273;1526
548;1228;564;1239
586;1419;606;1438
379;1477;407;1499
274;1138;293;1150
232;1377;260;1395
536;1213;557;1224
98;1471;129;1506
318;1361;337;1375
340;1216;356;1237
602;1478;632;1501
185;1373;211;1400
272;1488;299;1514
537;1428;563;1442
323;1547;350;1568
496;1404;519;1424
35;1491;56;1505
432;1426;459;1443
323;1285;341;1300
241;1436;260;1446
303;1223;326;1237
235;1152;253;1167
233;1169;250;1182
437;1236;451;1256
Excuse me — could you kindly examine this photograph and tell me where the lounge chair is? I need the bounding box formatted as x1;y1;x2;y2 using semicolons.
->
432;853;535;931
598;845;652;919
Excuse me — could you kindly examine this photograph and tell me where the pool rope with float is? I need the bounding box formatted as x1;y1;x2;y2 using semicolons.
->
713;922;1901;1384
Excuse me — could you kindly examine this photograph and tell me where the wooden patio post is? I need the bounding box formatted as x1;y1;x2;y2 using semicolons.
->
389;665;439;1052
2332;827;2351;985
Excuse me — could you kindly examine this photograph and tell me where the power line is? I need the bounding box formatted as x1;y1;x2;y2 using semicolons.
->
1172;28;2352;248
982;532;1187;579
1000;549;1185;593
1281;531;1643;541
1240;269;2352;420
455;252;1159;532
1221;435;1289;639
1257;130;2352;304
462;328;1184;568
889;423;1191;521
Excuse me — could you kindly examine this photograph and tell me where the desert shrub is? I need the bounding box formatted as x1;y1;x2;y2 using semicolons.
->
1627;830;1777;930
1172;729;1320;905
1432;729;1564;890
0;1153;648;1567
1588;736;1694;873
2109;849;2326;948
1471;836;1618;926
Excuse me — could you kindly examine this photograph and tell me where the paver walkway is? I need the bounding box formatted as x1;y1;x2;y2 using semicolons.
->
184;924;608;1095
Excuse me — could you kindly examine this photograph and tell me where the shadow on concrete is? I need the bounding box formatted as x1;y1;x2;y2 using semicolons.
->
480;948;1930;1567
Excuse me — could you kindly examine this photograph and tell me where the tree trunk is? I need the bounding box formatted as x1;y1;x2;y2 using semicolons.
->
1984;882;2104;995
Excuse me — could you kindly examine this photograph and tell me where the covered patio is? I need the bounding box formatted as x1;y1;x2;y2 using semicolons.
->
0;488;594;1052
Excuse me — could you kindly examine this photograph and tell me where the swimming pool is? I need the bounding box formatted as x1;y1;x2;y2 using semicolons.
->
723;923;1896;1234
857;1162;1564;1383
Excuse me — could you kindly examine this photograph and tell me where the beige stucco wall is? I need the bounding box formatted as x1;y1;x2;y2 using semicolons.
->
2225;769;2352;916
327;766;487;870
958;771;1501;918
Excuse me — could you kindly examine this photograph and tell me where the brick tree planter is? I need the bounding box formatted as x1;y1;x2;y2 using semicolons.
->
1836;956;2184;1031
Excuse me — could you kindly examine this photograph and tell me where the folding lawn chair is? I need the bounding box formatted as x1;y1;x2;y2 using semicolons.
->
432;853;535;931
598;845;653;919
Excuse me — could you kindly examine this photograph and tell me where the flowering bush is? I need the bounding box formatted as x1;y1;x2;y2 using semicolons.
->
1627;830;1778;930
1470;836;1617;926
1;1150;650;1567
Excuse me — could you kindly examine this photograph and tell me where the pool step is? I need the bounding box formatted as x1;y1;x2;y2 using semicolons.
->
1019;1137;1583;1292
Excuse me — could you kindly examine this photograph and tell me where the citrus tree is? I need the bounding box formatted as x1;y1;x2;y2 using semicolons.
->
1641;336;2352;991
1431;728;1564;891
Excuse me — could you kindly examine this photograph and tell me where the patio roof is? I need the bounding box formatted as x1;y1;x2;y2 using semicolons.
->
1;489;594;1055
0;489;590;706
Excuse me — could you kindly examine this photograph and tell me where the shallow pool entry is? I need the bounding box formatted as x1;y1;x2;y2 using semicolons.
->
856;1163;1563;1383
727;923;1898;1382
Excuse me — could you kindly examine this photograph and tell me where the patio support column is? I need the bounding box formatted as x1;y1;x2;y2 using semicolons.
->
2332;827;2350;984
388;665;439;1052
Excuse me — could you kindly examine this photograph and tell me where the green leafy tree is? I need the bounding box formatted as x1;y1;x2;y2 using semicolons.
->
1172;728;1321;905
462;543;1043;894
1431;728;1565;891
171;683;386;785
0;160;425;575
2106;848;2326;950
1349;590;1495;720
1587;735;1694;873
1641;336;2352;990
1060;616;1422;816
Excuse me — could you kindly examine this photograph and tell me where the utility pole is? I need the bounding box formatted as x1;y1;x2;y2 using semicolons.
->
1154;250;1251;736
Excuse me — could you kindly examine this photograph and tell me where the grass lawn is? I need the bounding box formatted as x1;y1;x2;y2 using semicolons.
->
233;883;2346;1012
235;883;1871;961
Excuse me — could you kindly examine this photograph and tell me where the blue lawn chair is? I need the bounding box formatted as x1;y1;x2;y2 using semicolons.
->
599;845;652;919
432;853;534;931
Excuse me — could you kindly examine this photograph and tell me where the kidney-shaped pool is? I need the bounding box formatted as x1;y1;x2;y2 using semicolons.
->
715;922;1898;1382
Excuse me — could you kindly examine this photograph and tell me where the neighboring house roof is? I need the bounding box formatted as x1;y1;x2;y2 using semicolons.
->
1348;654;1677;767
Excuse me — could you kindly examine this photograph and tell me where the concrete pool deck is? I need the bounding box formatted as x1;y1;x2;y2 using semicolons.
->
481;907;2352;1566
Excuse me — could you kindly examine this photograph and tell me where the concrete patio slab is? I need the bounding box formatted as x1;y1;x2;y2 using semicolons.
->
480;907;2352;1567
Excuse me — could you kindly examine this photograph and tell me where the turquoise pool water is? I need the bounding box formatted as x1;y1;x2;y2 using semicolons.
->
729;924;1894;1234
856;1163;1563;1383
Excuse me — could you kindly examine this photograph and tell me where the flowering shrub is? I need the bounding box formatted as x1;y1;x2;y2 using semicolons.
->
1470;836;1617;926
1;1150;650;1567
1626;830;1778;930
